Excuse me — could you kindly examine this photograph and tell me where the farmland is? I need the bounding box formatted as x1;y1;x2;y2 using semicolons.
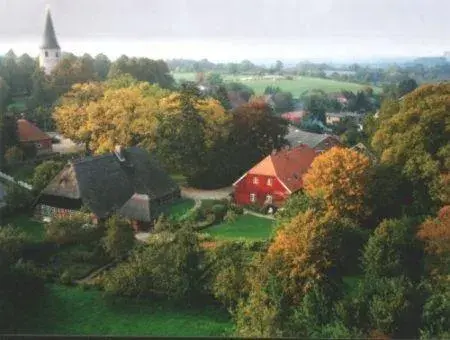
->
172;72;379;96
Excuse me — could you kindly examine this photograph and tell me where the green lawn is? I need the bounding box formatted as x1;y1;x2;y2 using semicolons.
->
172;72;379;96
9;285;232;336
206;214;275;241
4;214;46;243
165;198;195;220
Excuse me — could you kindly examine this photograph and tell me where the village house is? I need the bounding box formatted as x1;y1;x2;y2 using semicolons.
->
285;126;342;152
281;111;307;125
35;146;180;231
325;112;363;125
17;119;53;155
233;144;317;213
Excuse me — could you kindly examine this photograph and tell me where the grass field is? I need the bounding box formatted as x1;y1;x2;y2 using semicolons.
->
206;214;275;241
172;72;377;96
8;285;232;336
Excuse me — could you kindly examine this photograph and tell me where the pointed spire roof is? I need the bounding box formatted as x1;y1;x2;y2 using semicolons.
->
40;7;60;50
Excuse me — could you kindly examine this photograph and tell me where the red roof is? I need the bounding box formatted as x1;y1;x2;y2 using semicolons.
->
17;119;51;142
281;111;306;123
237;145;317;192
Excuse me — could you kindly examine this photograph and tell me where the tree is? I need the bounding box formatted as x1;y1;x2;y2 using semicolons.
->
397;78;418;98
102;215;135;259
303;91;328;123
304;147;371;220
205;72;224;86
372;83;450;210
93;53;111;80
272;91;295;114
31;160;64;193
362;217;424;282
417;206;450;277
155;82;229;185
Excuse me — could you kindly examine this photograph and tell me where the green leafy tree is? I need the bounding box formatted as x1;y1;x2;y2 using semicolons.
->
372;83;450;210
31;160;64;193
102;215;135;259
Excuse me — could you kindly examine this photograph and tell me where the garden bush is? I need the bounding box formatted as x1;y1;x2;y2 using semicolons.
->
45;213;100;246
102;215;135;259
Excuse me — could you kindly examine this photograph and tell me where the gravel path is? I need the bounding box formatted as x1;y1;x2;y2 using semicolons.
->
181;186;233;201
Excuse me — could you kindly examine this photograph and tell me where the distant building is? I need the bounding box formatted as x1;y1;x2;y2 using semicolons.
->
325;112;363;125
233;145;317;213
17;119;53;155
281;111;307;125
39;7;61;75
285;126;341;153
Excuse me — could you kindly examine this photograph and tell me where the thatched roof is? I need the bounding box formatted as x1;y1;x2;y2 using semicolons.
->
39;146;179;220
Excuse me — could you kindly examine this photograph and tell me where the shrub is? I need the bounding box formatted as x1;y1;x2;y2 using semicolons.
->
4;146;24;164
211;204;228;221
420;280;450;339
4;185;35;214
0;226;27;267
103;227;205;301
59;270;73;286
153;214;180;233
31;160;64;193
45;213;99;246
224;209;238;223
229;203;244;215
102;215;135;259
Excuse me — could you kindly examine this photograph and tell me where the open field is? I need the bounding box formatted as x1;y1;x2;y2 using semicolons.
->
206;214;275;241
172;72;378;96
6;285;232;336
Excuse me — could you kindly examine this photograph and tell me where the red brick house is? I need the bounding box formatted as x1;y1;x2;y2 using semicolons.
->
233;145;317;212
17;119;53;155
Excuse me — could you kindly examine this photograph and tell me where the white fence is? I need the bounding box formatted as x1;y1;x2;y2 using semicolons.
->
0;171;33;190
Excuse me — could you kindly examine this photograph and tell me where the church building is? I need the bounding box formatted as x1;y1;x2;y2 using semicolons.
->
39;7;61;75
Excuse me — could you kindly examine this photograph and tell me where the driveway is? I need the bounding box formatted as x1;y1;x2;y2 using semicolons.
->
181;186;233;201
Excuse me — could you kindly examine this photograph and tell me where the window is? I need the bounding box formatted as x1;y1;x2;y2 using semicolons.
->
55;52;59;57
250;193;256;203
45;51;48;57
253;176;259;184
265;194;273;204
267;178;273;186
36;143;42;149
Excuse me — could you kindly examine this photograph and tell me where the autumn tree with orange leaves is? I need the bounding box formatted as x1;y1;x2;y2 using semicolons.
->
303;147;371;220
417;205;450;277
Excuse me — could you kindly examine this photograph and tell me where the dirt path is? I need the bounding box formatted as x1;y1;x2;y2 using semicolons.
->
244;209;275;220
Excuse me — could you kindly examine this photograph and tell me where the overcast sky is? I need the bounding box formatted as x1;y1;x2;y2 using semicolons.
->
0;0;449;62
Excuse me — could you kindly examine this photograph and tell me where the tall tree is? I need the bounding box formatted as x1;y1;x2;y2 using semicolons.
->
304;147;371;220
93;53;111;80
372;83;450;210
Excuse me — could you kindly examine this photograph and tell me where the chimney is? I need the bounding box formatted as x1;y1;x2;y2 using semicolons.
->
114;145;126;162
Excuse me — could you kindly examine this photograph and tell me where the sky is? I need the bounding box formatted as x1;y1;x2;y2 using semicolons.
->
0;0;449;63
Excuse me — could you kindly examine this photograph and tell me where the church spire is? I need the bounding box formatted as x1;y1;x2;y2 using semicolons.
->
40;7;60;50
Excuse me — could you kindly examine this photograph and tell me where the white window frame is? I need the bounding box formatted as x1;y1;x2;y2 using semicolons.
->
253;176;259;184
265;194;273;204
250;193;256;203
267;178;273;186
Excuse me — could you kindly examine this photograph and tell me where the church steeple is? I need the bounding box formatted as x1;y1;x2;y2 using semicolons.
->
40;7;60;50
39;6;61;75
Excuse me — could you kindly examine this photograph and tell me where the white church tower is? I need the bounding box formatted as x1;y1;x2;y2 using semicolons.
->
39;6;61;75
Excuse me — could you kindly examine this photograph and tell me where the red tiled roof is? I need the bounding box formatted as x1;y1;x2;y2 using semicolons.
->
17;119;51;142
245;145;317;192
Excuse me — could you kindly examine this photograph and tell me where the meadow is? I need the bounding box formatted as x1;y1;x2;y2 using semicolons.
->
172;72;378;96
7;285;232;337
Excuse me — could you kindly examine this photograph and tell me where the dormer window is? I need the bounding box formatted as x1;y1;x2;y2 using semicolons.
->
253;177;259;184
